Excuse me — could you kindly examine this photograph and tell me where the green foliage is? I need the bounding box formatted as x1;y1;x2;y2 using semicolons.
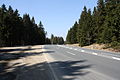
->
51;34;64;44
45;38;51;44
0;4;46;46
66;0;120;48
66;22;78;44
51;34;54;44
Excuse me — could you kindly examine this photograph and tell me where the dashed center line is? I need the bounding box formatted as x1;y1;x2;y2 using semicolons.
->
92;52;98;55
112;57;120;61
74;49;77;50
81;50;85;52
67;51;75;55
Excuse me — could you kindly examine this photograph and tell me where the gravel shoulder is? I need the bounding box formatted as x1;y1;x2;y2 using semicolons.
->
0;45;53;80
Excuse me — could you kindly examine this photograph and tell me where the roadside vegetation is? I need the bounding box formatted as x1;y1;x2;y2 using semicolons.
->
50;34;64;44
0;4;64;47
0;4;46;46
66;0;120;51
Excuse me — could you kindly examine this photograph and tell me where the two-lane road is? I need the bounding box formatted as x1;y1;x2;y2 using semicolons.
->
43;45;120;80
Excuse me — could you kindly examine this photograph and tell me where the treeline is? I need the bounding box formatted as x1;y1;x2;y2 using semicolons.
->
51;34;64;44
66;0;120;48
0;4;46;46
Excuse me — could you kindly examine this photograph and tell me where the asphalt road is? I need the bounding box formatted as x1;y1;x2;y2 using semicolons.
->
43;45;120;80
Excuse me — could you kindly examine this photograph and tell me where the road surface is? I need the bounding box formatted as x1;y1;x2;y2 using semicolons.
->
43;45;120;80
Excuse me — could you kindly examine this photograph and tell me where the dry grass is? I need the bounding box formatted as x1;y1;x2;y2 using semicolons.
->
0;45;48;80
66;43;120;52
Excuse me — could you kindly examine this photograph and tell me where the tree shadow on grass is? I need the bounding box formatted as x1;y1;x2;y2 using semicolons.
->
0;46;43;61
0;50;55;61
0;46;42;53
0;46;44;80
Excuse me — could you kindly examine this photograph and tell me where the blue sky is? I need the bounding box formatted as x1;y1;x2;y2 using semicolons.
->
0;0;97;39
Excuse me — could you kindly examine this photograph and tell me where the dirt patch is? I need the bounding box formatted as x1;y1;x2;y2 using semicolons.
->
0;45;51;80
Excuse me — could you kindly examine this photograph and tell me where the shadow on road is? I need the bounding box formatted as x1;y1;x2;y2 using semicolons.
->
49;60;91;80
0;47;92;80
0;61;91;80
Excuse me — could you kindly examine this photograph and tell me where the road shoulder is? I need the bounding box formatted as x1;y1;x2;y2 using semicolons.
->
0;45;53;80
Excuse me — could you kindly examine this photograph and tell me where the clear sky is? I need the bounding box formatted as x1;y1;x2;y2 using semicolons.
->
0;0;97;40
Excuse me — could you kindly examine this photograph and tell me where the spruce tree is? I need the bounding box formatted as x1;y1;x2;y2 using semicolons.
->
96;0;106;43
0;4;47;46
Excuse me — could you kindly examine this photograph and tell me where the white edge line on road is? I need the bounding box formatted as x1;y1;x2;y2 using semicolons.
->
69;48;73;49
67;51;75;55
74;49;77;50
44;53;59;80
58;45;120;61
81;50;85;52
42;46;59;80
112;57;120;61
92;52;98;55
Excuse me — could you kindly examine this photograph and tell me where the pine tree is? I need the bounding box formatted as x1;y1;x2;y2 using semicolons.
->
92;7;98;43
0;4;47;46
102;0;120;45
78;6;89;46
0;4;7;46
96;0;106;43
72;21;78;43
66;0;120;49
23;14;32;45
38;21;46;44
51;34;54;44
66;30;71;44
45;38;51;44
53;36;58;44
58;37;64;44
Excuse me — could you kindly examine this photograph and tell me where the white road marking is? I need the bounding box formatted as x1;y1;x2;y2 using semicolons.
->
67;51;75;55
57;45;120;61
44;54;59;80
74;49;77;50
42;46;59;80
112;57;120;61
81;50;85;52
92;52;98;55
66;47;69;48
69;48;73;49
